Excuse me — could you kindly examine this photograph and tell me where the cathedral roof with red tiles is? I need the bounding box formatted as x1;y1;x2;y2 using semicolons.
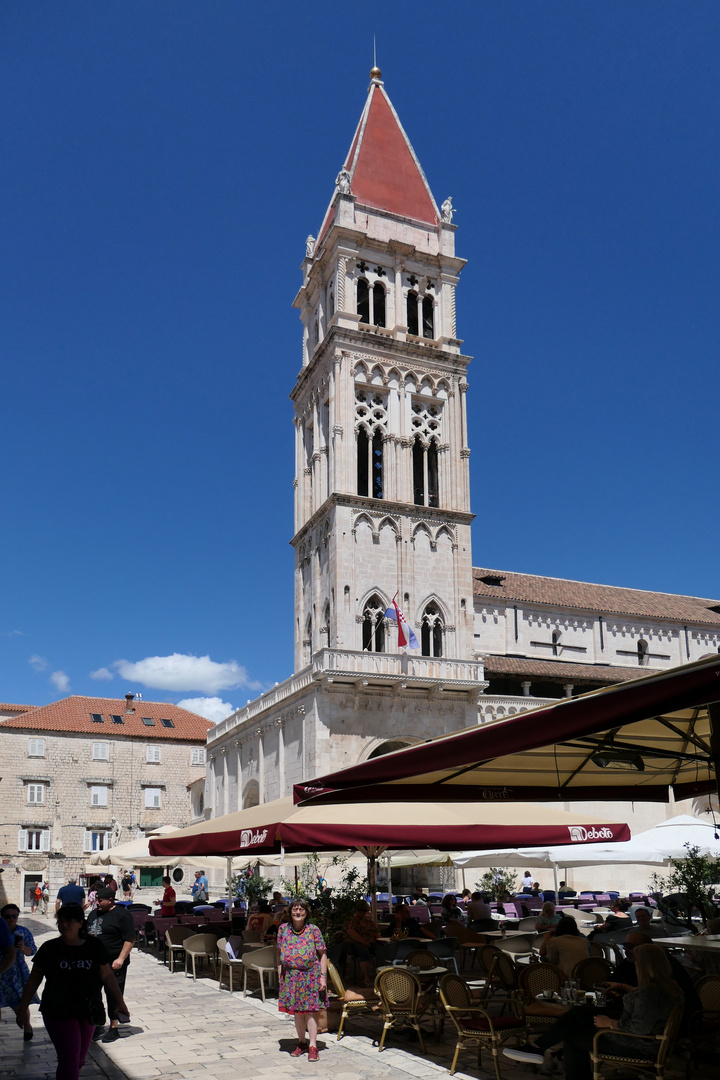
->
316;76;439;245
473;567;720;625
0;695;214;740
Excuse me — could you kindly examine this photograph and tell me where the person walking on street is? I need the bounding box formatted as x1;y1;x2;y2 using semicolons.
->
15;904;128;1080
277;899;327;1061
41;883;50;916
55;877;85;914
0;904;38;1039
86;888;134;1042
191;870;208;905
121;872;133;901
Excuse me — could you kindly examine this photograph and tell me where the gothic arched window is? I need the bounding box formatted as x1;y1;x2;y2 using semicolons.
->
407;291;419;335
420;603;443;658
373;283;386;327
362;595;386;653
552;630;560;656
637;639;648;666
304;616;313;665
422;296;434;338
357;428;384;499
323;602;331;649
357;278;370;324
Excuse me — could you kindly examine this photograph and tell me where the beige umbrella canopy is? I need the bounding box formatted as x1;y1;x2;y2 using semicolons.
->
294;655;720;807
89;826;243;871
149;795;630;921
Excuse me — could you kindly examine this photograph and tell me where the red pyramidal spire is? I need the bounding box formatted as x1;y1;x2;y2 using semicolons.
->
317;74;439;244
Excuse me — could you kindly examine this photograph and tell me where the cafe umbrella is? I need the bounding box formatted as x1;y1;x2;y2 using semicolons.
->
292;655;720;809
149;795;631;921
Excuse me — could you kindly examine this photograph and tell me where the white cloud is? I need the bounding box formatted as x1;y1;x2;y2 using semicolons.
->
29;655;49;672
176;696;234;724
112;653;260;694
89;667;114;681
51;670;70;692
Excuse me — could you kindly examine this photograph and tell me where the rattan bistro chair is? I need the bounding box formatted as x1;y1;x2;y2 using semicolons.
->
439;972;526;1079
327;960;380;1040
572;956;613;990
590;1001;683;1080
375;967;427;1053
516;963;569;1034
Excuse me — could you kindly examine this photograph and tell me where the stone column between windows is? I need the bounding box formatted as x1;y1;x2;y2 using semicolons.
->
277;721;285;797
459;382;471;511
399;379;411;503
311;396;319;516
344;353;355;494
328;362;337;495
222;752;229;817
235;746;242;812
257;735;265;804
393;265;404;333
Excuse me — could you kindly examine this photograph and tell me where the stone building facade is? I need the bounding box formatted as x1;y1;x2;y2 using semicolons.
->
0;694;211;909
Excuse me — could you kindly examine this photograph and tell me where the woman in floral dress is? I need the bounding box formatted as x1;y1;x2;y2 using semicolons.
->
277;899;327;1061
0;903;39;1039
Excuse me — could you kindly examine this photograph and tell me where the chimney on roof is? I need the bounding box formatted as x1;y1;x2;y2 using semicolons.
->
125;692;135;714
125;693;134;703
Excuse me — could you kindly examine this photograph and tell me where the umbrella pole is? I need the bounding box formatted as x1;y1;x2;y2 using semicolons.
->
227;856;233;915
552;862;558;895
710;703;720;808
461;868;466;892
368;853;377;923
386;853;392;907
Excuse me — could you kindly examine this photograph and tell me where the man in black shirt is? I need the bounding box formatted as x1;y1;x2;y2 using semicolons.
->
87;888;134;1042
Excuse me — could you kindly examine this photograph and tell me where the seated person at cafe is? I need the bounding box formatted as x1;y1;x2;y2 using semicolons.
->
440;893;466;925
589;897;632;940
530;881;544;898
558;880;577;899
535;901;561;933
246;898;275;935
504;943;685;1075
343;900;379;986
539;915;591;977
466;891;495;932
633;907;663;937
410;887;428;905
605;931;700;1031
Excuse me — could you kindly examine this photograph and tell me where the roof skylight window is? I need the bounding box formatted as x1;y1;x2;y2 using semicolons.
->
160;718;175;728
90;713;104;723
141;717;155;726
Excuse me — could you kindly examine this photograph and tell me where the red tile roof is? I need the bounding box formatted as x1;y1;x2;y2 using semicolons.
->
482;655;657;684
0;696;213;740
0;703;34;712
316;81;439;246
473;567;720;626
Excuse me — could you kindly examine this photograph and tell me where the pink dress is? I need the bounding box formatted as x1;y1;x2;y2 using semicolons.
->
277;922;326;1014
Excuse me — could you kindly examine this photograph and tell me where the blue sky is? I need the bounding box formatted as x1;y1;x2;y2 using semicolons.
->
2;2;718;718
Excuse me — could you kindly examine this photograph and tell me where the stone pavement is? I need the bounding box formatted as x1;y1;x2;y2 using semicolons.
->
0;915;691;1080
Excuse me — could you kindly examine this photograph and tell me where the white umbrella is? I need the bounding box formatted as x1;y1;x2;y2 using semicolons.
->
452;814;720;890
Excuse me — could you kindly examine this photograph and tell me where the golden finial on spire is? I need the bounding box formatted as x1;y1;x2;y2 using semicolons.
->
370;36;381;80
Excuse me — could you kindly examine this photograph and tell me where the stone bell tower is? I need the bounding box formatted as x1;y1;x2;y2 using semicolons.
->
291;66;481;699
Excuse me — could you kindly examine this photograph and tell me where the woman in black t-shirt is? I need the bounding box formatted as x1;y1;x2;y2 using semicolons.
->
16;905;129;1080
